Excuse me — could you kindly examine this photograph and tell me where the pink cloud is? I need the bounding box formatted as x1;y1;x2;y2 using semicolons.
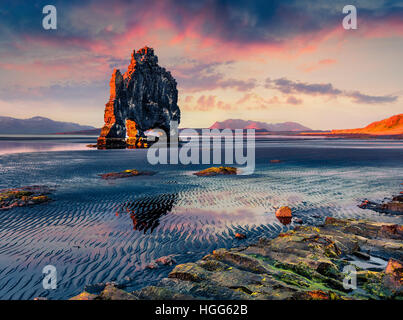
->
2;0;402;99
183;94;234;111
301;59;337;73
286;96;303;105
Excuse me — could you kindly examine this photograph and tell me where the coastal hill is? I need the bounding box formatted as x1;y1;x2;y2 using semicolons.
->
56;128;101;135
210;119;311;131
0;116;95;134
331;113;403;136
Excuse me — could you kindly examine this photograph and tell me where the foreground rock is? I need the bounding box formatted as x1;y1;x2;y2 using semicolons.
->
0;186;53;210
275;206;293;225
97;47;180;149
71;217;403;300
71;284;138;300
359;193;403;214
146;255;177;269
100;169;156;180
194;167;237;177
235;232;246;239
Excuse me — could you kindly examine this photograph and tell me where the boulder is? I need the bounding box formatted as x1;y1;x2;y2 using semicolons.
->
385;258;403;280
99;169;155;180
69;291;98;300
359;188;403;214
194;167;237;177
275;206;293;225
275;206;292;218
98;284;138;300
384;258;403;293
155;255;176;266
0;186;53;210
146;255;177;269
379;224;403;240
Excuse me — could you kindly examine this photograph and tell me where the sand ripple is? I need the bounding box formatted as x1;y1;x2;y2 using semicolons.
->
0;144;402;299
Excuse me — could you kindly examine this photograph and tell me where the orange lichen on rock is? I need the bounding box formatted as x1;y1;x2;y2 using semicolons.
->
126;119;138;138
275;206;292;218
97;69;123;146
380;224;403;239
235;233;246;239
384;258;403;293
126;138;148;148
69;291;98;300
100;169;155;180
385;259;403;282
306;290;330;300
123;52;137;82
324;216;349;226
125;120;148;147
125;119;142;146
194;166;237;177
275;206;293;225
278;232;292;237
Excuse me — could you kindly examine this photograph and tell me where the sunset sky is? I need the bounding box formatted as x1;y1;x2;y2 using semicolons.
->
0;0;402;130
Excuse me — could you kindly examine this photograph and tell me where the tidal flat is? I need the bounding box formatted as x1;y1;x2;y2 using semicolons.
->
0;135;402;299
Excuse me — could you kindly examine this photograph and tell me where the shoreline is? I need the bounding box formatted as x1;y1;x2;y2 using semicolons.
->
299;132;403;140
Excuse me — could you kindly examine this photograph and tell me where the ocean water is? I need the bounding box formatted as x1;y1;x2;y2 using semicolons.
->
0;135;402;300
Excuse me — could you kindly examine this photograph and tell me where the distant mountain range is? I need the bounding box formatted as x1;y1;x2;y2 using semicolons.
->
6;114;401;136
210;119;311;131
331;114;403;136
56;128;102;135
0;116;95;134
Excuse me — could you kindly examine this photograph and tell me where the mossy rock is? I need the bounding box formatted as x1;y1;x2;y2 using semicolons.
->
194;166;237;176
73;217;403;300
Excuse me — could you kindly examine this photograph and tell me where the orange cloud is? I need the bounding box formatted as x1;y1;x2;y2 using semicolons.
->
301;59;337;73
183;95;234;111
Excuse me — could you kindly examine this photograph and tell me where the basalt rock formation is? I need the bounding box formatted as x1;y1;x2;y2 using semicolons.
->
97;47;180;148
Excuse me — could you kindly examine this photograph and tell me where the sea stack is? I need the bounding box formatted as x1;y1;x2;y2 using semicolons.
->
97;47;181;148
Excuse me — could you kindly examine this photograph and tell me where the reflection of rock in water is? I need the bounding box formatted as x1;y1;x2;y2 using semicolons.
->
276;216;292;225
119;194;178;233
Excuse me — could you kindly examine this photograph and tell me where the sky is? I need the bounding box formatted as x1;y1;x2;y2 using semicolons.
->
0;0;402;130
